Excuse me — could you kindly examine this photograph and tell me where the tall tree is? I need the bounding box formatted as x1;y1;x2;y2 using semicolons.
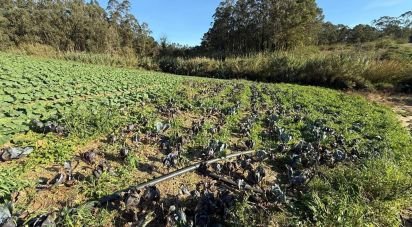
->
348;24;379;43
0;0;157;56
202;0;323;55
202;0;235;55
373;16;403;38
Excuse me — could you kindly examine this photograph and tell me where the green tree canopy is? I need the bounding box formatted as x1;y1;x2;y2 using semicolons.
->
0;0;157;56
201;0;323;56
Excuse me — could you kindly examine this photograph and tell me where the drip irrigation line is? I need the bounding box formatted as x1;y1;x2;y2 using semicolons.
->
96;150;258;206
205;171;265;194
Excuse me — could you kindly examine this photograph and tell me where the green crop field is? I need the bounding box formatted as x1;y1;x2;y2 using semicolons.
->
0;53;411;226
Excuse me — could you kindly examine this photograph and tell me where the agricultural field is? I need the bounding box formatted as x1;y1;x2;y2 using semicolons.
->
0;53;411;226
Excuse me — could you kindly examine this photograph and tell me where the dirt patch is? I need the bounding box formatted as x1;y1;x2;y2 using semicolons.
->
356;92;412;130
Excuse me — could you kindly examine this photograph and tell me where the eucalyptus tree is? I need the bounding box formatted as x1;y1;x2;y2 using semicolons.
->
202;0;322;55
0;0;157;56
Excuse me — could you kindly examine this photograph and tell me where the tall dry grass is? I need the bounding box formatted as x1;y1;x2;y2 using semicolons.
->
4;42;412;91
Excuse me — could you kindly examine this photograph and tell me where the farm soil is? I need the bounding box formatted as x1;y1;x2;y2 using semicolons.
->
354;92;412;129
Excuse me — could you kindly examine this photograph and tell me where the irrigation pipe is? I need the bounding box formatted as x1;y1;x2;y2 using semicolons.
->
96;150;258;206
205;171;265;194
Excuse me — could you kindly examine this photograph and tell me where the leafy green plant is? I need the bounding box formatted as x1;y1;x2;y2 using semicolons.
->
0;167;30;202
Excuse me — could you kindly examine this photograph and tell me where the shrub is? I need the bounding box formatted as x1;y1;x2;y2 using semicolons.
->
10;43;58;58
396;75;412;93
61;50;139;68
0;33;13;50
301;54;372;89
374;82;395;92
157;52;412;90
363;60;410;84
381;46;412;61
158;57;180;74
158;57;224;78
137;56;159;71
264;53;306;82
375;38;397;49
6;44;145;68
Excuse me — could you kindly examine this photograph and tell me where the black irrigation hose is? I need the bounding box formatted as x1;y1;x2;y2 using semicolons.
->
96;150;258;206
205;171;265;194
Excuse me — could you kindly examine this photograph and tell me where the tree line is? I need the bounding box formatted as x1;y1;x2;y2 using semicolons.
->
200;0;322;56
0;0;411;59
318;11;412;45
167;1;412;57
0;0;157;56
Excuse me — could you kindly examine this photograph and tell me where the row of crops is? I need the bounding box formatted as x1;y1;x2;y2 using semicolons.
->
0;53;411;226
0;54;190;144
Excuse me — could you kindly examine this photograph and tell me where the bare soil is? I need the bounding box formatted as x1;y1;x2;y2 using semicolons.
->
358;92;412;130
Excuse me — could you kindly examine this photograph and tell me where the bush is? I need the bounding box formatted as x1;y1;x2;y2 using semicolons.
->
301;54;372;89
6;44;147;68
381;46;412;61
375;38;397;49
158;57;180;74
264;53;306;82
396;76;412;93
61;49;138;68
374;82;395;92
137;56;159;71
158;49;412;91
159;53;376;89
0;33;13;51
158;57;224;78
10;43;58;58
363;60;410;84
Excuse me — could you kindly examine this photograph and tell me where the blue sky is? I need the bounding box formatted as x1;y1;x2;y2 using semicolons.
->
98;0;412;46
